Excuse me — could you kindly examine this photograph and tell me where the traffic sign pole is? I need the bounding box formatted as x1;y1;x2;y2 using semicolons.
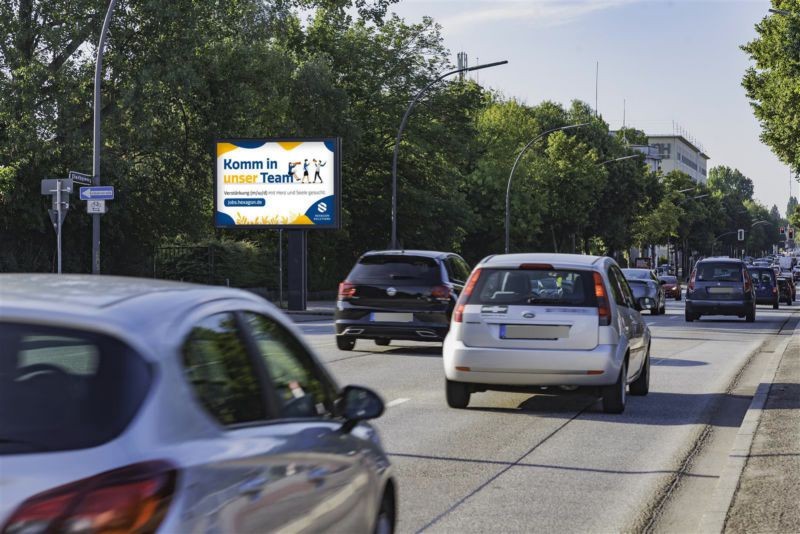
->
57;180;62;274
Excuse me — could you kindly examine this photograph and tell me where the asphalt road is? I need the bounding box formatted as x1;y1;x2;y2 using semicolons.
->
296;298;799;533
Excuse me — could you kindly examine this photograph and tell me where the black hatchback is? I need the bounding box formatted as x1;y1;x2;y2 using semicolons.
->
334;250;470;350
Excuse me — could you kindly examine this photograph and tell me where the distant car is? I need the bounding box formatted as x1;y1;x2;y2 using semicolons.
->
621;268;666;314
659;275;682;301
685;258;756;322
777;276;795;305
442;254;654;414
748;267;780;309
0;275;396;534
334;250;470;350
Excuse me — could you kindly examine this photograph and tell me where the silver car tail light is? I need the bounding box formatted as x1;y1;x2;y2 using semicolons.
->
2;461;176;534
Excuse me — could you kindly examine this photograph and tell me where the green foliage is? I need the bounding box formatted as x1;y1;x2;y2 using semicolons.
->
0;1;783;288
742;1;800;172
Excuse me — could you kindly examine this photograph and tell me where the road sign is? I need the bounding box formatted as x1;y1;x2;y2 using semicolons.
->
86;200;107;214
69;171;92;186
48;208;67;227
41;178;72;195
80;186;114;200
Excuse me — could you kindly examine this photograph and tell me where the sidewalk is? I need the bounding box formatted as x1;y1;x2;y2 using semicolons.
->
280;300;335;319
702;318;800;533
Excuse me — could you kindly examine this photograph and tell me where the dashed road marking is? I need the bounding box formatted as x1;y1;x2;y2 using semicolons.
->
386;398;410;408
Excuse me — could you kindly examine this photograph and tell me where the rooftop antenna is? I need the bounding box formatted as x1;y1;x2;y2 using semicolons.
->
595;61;599;118
622;99;627;144
457;52;468;80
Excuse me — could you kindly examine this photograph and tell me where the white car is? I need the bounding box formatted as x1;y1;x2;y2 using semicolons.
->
443;254;654;413
0;274;395;534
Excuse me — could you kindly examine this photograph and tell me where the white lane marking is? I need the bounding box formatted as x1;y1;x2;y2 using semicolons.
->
386;398;410;408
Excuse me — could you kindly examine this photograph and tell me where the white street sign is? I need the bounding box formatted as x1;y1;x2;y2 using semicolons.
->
86;200;107;214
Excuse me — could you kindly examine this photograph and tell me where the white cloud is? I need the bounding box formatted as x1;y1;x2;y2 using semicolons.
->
437;0;639;32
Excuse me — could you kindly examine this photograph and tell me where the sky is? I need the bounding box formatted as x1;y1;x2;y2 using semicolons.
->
390;0;795;216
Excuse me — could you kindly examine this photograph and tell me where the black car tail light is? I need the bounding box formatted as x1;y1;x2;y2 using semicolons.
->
338;281;356;300
430;285;452;301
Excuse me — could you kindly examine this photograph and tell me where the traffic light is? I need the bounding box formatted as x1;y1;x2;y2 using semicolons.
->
780;226;786;235
790;227;795;239
737;229;745;241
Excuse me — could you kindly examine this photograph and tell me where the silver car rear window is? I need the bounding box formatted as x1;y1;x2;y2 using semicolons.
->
467;269;598;307
0;323;152;455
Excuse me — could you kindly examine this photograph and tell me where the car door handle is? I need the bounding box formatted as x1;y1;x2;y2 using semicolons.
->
238;477;267;496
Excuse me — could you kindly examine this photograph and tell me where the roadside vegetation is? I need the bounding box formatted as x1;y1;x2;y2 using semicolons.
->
0;0;791;289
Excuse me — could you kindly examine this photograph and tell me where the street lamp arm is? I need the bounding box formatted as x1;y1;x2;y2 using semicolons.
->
390;60;508;248
504;122;590;253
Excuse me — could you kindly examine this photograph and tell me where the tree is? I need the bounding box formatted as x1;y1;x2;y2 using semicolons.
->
787;196;798;219
742;4;800;172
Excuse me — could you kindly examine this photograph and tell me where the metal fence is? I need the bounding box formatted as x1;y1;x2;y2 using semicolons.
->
153;245;216;285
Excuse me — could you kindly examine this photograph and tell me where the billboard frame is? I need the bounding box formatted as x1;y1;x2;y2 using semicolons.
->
213;136;342;230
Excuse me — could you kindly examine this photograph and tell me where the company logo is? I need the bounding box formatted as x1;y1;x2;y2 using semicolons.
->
481;305;508;314
318;202;328;213
523;312;536;319
386;287;397;297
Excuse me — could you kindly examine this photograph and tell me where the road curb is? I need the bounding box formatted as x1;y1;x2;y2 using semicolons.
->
699;318;799;534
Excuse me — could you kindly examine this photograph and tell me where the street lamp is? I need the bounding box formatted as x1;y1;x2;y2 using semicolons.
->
92;0;118;274
504;123;589;254
769;8;792;16
390;60;508;249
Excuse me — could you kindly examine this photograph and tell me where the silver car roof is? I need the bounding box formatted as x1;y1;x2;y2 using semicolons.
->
0;274;269;357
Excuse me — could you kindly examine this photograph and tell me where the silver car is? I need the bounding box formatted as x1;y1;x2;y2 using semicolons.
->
443;254;654;413
0;274;395;534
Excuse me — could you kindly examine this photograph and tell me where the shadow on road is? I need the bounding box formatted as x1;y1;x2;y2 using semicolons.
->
386;451;719;479
466;385;799;426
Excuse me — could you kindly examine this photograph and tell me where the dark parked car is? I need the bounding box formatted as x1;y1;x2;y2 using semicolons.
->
685;258;756;322
334;250;470;350
777;276;795;306
622;268;666;314
659;275;682;301
748;267;780;309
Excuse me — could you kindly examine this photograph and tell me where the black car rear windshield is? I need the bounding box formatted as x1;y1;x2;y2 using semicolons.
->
660;276;678;283
0;323;152;455
749;269;775;284
349;255;441;284
467;269;598;307
696;262;743;282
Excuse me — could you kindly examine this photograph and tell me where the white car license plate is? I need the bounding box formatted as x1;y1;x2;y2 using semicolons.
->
371;312;413;322
501;324;570;340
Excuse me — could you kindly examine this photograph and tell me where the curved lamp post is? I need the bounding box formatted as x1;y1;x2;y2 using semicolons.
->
390;60;508;249
504;123;589;254
92;0;118;274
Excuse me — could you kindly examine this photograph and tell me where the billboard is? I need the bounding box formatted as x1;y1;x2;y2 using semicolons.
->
214;138;341;229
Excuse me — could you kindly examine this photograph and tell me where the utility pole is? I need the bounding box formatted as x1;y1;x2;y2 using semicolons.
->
92;0;118;274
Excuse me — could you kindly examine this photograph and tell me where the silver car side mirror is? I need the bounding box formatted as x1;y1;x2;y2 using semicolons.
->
338;385;384;433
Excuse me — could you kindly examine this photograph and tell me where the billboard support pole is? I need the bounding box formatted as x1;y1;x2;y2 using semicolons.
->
287;230;307;311
278;229;284;309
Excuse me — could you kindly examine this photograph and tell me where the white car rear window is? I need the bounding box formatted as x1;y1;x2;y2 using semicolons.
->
468;269;598;307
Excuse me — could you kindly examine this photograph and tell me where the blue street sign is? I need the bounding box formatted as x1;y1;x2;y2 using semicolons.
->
80;186;114;201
